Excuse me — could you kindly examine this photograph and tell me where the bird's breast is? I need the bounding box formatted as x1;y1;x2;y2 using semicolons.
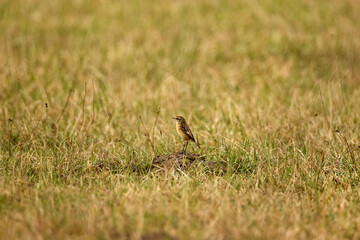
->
176;122;190;140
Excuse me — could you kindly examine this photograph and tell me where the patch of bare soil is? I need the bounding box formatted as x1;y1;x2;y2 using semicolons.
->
151;151;227;172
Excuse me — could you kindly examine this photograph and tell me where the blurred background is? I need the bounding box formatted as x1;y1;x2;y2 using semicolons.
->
1;0;359;146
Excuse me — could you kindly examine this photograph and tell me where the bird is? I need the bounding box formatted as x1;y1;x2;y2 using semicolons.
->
172;116;200;152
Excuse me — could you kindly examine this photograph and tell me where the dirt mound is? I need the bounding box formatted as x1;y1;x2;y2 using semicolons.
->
151;151;227;172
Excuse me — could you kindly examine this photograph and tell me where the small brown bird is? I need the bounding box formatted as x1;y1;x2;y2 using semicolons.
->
173;116;200;152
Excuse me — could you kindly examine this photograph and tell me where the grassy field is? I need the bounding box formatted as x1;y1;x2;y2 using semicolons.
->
1;0;360;239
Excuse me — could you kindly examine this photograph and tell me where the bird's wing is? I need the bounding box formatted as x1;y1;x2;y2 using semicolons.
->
181;122;195;141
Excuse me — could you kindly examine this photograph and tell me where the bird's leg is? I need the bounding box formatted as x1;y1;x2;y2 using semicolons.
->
184;141;188;153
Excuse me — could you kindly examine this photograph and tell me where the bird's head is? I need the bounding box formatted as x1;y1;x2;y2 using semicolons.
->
172;116;185;122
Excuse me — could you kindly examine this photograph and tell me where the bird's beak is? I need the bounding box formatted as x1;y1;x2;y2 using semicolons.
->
172;117;177;120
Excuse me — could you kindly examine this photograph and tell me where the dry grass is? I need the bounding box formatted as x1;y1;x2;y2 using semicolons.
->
1;0;360;239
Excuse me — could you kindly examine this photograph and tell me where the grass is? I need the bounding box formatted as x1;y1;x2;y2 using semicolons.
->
1;0;360;239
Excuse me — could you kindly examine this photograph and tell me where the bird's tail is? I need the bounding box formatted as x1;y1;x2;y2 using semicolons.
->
195;140;201;149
